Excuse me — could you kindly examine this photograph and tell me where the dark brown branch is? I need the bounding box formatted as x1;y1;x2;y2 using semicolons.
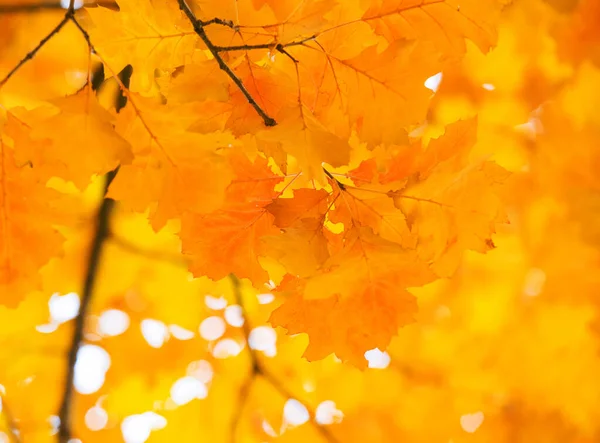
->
56;62;129;443
0;14;69;88
177;0;276;127
56;168;118;443
323;167;345;190
200;17;235;27
214;36;315;53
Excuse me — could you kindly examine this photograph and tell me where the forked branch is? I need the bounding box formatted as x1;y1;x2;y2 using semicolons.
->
177;0;277;127
228;275;341;443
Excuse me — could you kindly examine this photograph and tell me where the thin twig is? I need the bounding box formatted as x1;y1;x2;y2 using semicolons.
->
213;35;315;53
56;168;119;443
228;275;340;443
200;17;235;27
177;0;276;127
0;14;70;88
111;235;188;267
228;275;263;443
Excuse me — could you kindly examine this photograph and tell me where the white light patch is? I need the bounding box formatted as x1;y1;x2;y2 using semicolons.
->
283;399;310;426
187;360;213;383
262;420;278;437
85;406;108;431
0;432;9;443
74;345;110;395
204;295;227;310
49;415;61;434
49;292;80;323
170;376;208;405
199;316;226;341
224;305;244;327
523;268;546;297
121;412;167;443
482;83;496;91
364;348;390;369
212;339;242;359
169;324;195;340
98;309;130;337
460;412;484;433
36;323;58;334
248;326;277;356
315;400;343;425
141;319;168;348
424;72;443;93
257;293;275;304
60;0;83;8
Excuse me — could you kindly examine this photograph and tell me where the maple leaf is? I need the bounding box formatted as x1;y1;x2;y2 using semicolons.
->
259;105;350;180
83;0;198;90
5;89;133;189
348;118;509;276
107;95;235;229
270;271;420;368
0;138;64;305
363;0;501;54
180;153;283;284
307;38;441;147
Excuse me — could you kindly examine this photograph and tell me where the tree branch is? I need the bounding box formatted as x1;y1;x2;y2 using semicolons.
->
56;62;130;443
0;14;69;88
56;168;118;443
228;274;262;443
214;37;316;53
177;0;276;127
228;275;340;443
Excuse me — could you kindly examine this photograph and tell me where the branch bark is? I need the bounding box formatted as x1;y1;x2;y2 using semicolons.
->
56;168;118;443
177;0;277;127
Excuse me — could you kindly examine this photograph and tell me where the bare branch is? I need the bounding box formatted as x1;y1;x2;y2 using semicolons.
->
0;14;69;89
56;168;118;443
213;36;315;53
228;275;340;443
177;0;276;127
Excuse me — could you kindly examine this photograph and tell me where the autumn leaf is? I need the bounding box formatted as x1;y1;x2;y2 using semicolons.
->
83;0;198;91
0;137;64;305
363;0;501;54
1;1;600;443
180;154;283;284
107;95;235;229
270;271;420;368
5;88;133;189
